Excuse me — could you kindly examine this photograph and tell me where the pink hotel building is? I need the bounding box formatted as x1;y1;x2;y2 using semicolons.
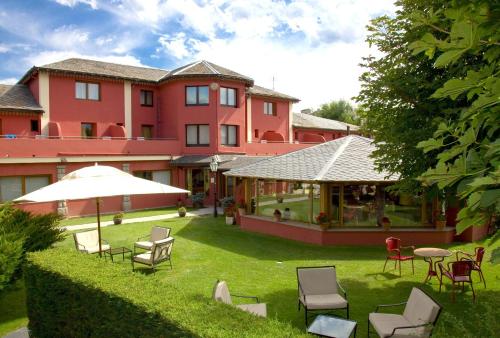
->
0;58;355;216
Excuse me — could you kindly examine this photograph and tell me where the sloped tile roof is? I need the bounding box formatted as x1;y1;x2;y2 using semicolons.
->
0;84;43;113
248;85;299;102
292;112;359;131
224;135;398;183
34;58;169;82
0;84;12;96
218;156;268;170
166;60;253;85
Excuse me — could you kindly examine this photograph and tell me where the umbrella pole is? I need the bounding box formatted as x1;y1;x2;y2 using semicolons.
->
96;197;102;257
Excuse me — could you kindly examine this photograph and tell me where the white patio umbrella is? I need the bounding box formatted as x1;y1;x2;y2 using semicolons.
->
14;164;189;256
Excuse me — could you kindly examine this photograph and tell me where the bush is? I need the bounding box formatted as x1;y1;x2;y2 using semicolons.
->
220;196;235;209
0;204;63;291
25;249;306;338
190;193;205;208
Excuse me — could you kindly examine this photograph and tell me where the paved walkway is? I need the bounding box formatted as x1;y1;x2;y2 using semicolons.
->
3;327;29;338
63;207;223;231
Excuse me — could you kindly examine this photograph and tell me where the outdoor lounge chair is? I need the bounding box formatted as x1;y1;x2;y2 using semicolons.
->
368;287;442;337
296;266;348;325
383;237;415;276
212;280;267;317
132;237;174;274
73;229;110;254
134;226;171;251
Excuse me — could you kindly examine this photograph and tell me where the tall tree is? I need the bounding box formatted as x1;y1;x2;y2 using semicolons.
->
314;99;359;125
411;0;499;233
355;0;470;193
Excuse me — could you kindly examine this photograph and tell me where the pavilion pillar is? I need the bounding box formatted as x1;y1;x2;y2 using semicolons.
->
376;185;385;225
244;178;252;214
309;183;314;224
319;183;330;222
256;179;260;216
339;184;344;226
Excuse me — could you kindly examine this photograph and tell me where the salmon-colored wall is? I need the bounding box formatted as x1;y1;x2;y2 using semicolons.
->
0;113;40;136
27;77;39;103
251;97;290;143
49;75;125;137
131;84;159;138
240;215;456;246
158;79;247;154
293;128;348;143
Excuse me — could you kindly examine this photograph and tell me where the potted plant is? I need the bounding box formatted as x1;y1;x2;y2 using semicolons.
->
273;209;282;222
283;207;291;221
237;199;246;216
178;206;187;217
381;216;391;231
435;213;446;229
225;206;235;225
276;194;284;203
316;212;329;230
113;213;124;225
191;193;205;208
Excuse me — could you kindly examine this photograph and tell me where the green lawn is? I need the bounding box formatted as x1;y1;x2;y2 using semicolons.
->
59;206;181;226
0;281;27;337
2;216;499;337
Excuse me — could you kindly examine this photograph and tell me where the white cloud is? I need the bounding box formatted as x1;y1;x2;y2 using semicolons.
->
44;26;90;50
0;77;18;85
53;0;98;10
144;0;396;110
0;44;10;53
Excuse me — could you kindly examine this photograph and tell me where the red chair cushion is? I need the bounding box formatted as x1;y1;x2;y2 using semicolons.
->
388;255;414;261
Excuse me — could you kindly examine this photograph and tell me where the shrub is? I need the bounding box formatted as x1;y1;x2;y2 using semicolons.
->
0;204;63;291
190;193;205;208
220;196;235;209
25;249;306;337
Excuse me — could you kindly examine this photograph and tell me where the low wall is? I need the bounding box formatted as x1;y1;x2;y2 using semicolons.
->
240;215;456;246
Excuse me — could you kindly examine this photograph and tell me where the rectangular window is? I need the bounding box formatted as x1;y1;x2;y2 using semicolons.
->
186;86;209;105
140;90;153;106
30;120;39;132
134;170;171;185
0;175;50;202
81;123;95;138
221;125;238;146
186;124;209;146
75;82;100;100
141;125;153;139
254;129;259;138
220;87;237;106
264;102;275;115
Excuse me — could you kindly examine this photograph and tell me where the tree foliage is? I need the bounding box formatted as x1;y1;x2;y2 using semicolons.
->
314;99;359;125
410;1;499;233
355;0;471;193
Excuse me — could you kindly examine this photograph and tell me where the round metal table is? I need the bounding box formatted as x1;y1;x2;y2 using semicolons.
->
414;247;452;283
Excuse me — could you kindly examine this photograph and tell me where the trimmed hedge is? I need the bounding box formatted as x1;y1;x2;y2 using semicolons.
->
25;248;306;338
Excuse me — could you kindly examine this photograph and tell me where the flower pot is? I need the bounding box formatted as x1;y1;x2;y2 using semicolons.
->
276;197;284;203
178;211;186;217
382;222;391;231
320;223;329;231
225;216;234;225
274;215;281;222
435;220;446;229
113;218;122;225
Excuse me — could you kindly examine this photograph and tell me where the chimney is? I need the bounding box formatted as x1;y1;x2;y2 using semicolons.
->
347;126;350;135
301;108;312;115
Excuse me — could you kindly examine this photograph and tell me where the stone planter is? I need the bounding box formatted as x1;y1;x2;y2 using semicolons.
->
225;216;234;225
113;218;122;225
320;223;329;231
178;211;186;217
382;222;391;231
435;220;446;229
273;215;282;222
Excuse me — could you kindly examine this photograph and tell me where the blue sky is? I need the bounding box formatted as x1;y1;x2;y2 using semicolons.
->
0;0;395;110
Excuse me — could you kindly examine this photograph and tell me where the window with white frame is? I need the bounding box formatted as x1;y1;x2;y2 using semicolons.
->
264;102;275;115
0;176;50;202
134;170;171;185
220;87;236;106
75;82;100;100
221;125;238;146
186;124;210;146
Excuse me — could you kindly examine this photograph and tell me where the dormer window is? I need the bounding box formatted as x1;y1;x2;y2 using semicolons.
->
75;82;100;100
